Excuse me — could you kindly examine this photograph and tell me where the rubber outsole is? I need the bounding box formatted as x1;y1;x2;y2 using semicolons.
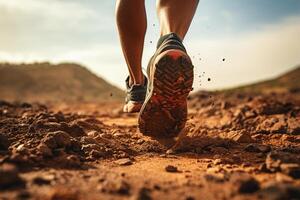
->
138;50;194;138
123;101;143;113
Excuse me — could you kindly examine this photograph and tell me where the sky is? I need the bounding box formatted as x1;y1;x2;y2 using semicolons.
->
0;0;300;90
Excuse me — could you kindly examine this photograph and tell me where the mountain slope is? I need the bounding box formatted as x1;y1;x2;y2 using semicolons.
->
222;65;300;94
0;62;124;103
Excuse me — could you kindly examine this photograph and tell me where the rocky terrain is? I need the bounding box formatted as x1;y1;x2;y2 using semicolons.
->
0;65;300;200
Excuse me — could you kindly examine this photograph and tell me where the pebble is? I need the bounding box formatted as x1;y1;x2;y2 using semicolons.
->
42;131;71;149
280;163;300;179
33;176;52;185
258;182;300;200
87;130;98;137
244;144;271;153
66;155;81;167
165;165;178;172
114;158;133;166
98;180;130;195
17;190;31;199
257;144;271;153
0;163;25;190
230;173;260;194
37;143;53;157
265;151;298;172
90;149;106;158
275;173;294;183
81;143;98;151
220;130;254;143
16;144;26;152
80;136;98;144
135;187;152;200
204;173;225;183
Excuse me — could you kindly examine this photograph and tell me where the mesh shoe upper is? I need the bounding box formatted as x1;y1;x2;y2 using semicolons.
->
125;76;148;103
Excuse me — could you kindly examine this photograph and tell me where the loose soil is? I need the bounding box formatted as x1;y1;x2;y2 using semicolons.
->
1;91;300;200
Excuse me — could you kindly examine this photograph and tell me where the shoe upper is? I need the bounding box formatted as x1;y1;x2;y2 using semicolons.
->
125;76;148;103
156;33;186;54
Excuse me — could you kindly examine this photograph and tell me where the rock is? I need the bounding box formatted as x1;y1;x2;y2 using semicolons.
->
11;144;29;157
244;144;258;152
0;134;10;150
258;163;270;173
186;197;195;200
257;116;287;133
220;130;254;143
287;117;300;134
65;155;81;167
166;149;176;155
230;173;260;194
204;173;225;183
206;166;223;174
280;163;300;179
16;144;26;152
87;131;98;137
165;165;178;173
113;132;123;137
136;139;145;145
0;163;25;190
98;180;130;195
114;158;133;166
265;151;299;172
70;139;82;152
258;101;291;115
257;145;271;153
17;190;31;199
257;153;265;158
33;176;52;185
211;147;228;154
244;144;271;153
213;159;223;165
275;173;294;183
80;136;98;145
81;144;106;156
42;131;71;149
213;158;234;165
90;150;106;158
135;187;152;200
258;183;300;200
53;112;65;122
9;150;30;164
61;123;85;137
281;134;300;143
37;122;61;131
37;143;53;157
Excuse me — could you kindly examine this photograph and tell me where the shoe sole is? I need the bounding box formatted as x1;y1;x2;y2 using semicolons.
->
138;50;194;138
123;101;143;113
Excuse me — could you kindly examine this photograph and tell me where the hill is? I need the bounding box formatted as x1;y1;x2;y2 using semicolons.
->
221;65;300;94
0;62;124;103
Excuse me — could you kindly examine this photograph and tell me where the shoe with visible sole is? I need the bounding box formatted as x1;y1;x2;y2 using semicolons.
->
123;76;147;113
138;33;194;138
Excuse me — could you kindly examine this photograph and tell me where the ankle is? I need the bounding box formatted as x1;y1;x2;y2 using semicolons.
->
129;75;145;86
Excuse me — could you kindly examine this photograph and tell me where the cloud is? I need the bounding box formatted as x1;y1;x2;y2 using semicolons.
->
0;0;114;54
0;0;97;20
186;15;300;90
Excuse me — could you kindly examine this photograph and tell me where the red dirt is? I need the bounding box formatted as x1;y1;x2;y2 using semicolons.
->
0;91;300;200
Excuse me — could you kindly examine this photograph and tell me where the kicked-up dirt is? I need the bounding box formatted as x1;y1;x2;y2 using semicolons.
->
0;91;300;200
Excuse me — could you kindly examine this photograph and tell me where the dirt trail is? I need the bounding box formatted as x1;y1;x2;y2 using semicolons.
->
1;91;300;200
